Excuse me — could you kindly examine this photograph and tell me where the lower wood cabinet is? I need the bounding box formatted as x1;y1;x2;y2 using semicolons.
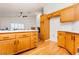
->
74;34;79;54
57;31;66;48
31;32;38;48
0;31;38;55
0;39;16;55
16;33;31;53
58;31;75;55
65;33;75;54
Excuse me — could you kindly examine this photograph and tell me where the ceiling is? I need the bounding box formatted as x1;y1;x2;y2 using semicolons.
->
0;3;47;17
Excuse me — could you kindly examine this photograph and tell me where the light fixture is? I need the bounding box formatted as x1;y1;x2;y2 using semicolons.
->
18;8;27;18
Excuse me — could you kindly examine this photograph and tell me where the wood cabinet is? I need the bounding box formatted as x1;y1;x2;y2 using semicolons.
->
60;4;79;23
0;31;38;55
65;33;75;54
60;6;75;22
40;15;50;41
0;33;16;55
31;32;38;48
16;33;31;53
58;31;75;54
75;4;79;20
0;39;16;55
74;34;79;54
40;15;45;40
57;32;66;48
57;31;79;55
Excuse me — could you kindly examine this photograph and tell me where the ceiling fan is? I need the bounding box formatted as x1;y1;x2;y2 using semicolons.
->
18;8;28;18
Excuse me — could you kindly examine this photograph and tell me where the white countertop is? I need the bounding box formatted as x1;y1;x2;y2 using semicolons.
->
59;30;79;34
0;30;38;33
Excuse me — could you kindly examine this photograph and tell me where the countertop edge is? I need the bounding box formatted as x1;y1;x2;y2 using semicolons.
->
0;30;38;33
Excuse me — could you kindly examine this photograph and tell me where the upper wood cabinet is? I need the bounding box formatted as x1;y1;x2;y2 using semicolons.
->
75;4;79;20
60;6;75;22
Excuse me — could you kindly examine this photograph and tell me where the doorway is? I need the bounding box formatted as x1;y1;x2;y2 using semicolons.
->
50;17;60;42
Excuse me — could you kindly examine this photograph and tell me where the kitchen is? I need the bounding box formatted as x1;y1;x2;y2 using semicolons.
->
0;3;79;55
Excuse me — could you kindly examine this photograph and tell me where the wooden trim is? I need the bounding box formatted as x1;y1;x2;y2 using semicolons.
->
58;46;72;55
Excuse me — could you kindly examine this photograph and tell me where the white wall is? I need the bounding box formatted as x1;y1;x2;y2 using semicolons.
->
36;13;41;27
44;3;75;14
50;17;74;42
0;16;36;30
44;3;76;42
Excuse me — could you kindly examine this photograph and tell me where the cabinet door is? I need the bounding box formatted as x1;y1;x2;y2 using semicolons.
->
44;18;50;40
65;33;75;54
40;21;45;40
75;34;79;54
57;32;66;48
0;39;16;55
40;15;50;41
75;4;79;20
16;33;30;53
31;32;38;48
60;6;75;22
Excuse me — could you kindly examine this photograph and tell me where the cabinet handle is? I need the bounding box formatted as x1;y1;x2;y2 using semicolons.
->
17;40;19;44
34;42;37;43
22;35;26;37
3;37;9;39
71;35;75;40
14;40;16;45
3;37;10;40
41;21;44;23
23;35;30;37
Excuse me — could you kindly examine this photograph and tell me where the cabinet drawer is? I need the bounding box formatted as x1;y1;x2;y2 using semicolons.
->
0;34;15;41
58;32;66;35
31;32;38;36
31;38;38;42
31;35;38;40
16;32;30;38
31;40;38;48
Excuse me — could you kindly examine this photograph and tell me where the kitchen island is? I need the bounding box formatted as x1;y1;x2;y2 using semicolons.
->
0;30;38;55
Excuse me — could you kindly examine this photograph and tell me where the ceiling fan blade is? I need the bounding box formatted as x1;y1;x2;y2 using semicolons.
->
18;11;23;17
23;16;27;17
